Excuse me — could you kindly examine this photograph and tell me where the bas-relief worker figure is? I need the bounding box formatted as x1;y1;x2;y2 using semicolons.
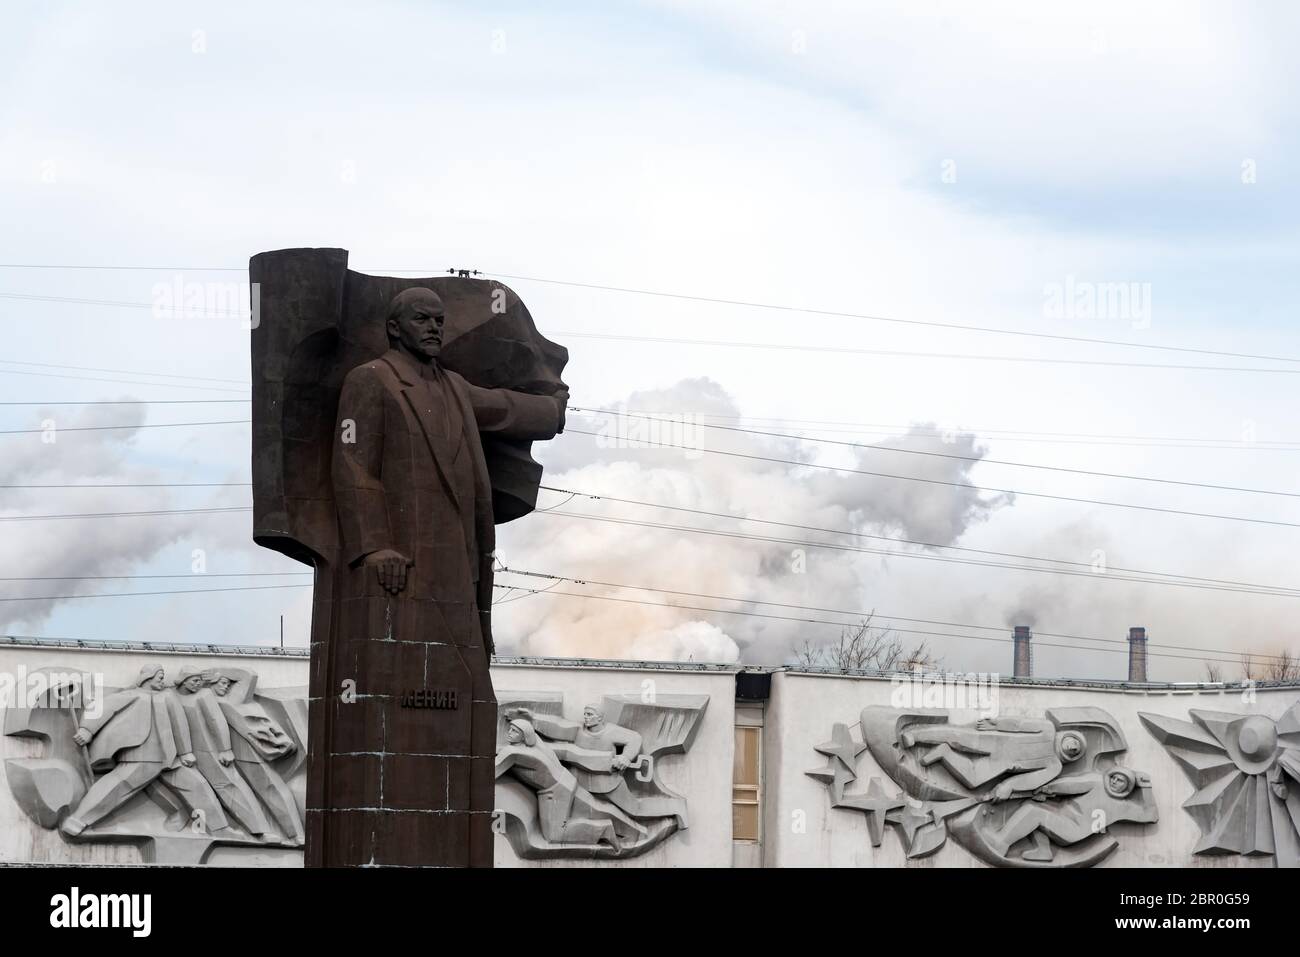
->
249;249;570;867
495;717;637;850
3;663;307;865
493;693;708;859
807;706;1157;867
173;666;273;841
62;666;229;839
1142;702;1300;867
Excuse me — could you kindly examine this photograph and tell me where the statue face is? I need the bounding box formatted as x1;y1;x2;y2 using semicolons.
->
388;294;445;360
507;724;523;744
582;707;602;729
214;677;231;696
182;676;203;693
1058;731;1084;762
149;671;166;691
1106;770;1134;798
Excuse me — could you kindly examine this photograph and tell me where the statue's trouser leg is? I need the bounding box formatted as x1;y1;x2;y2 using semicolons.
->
195;754;272;835
72;761;164;827
921;746;997;789
237;759;304;843
907;727;986;749
598;780;689;828
989;806;1085;857
158;765;230;832
535;782;614;847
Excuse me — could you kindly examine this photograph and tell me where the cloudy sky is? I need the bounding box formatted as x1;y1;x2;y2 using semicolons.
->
1;0;1297;680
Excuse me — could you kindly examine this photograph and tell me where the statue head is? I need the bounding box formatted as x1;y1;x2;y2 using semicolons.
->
506;718;538;746
1055;730;1086;764
1104;766;1138;799
174;667;206;694
582;705;605;731
138;666;166;691
386;288;445;362
209;673;235;697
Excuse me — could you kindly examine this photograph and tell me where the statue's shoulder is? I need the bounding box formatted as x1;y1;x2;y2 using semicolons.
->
341;356;398;391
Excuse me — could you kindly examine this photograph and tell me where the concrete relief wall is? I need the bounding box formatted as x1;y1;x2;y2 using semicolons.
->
491;663;738;868
765;671;1300;868
0;646;737;867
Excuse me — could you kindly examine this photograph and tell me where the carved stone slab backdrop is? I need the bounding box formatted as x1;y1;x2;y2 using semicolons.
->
250;249;569;867
1141;702;1300;867
494;691;708;859
808;706;1157;867
4;665;307;865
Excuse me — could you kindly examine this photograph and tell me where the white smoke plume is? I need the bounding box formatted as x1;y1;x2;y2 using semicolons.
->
0;401;210;630
494;378;1010;664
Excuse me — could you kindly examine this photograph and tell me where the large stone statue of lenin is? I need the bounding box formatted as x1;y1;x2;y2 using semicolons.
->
248;249;568;867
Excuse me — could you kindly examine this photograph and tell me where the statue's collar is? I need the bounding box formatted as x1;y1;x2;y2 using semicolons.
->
383;347;442;385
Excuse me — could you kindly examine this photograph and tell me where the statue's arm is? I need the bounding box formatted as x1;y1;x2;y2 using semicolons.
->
333;366;394;565
461;380;567;441
78;691;131;736
200;694;232;751
999;759;1062;797
984;717;1052;734
1035;774;1096;798
166;694;195;756
494;749;519;778
552;743;613;773
613;725;643;761
531;714;579;742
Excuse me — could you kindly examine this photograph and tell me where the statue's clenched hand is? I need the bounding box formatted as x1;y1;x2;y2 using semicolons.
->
72;728;92;746
365;549;413;594
553;388;569;433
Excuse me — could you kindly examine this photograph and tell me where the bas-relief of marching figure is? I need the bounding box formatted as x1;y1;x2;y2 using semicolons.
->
4;662;306;863
210;671;304;846
173;667;274;840
61;666;230;838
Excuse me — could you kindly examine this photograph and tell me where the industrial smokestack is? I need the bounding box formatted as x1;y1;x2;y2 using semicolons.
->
1013;625;1032;678
1127;626;1148;682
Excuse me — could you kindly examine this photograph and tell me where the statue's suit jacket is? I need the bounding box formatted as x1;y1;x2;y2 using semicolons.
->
332;347;562;649
80;689;192;771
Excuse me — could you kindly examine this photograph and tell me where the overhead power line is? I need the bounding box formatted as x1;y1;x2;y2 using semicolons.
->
485;271;1300;366
488;583;1265;670
573;408;1300;498
537;485;1300;595
532;508;1300;598
4;279;1298;374
3;491;1297;597
563;427;1300;529
5;264;1292;367
0;399;250;406
0;419;250;435
0;583;310;602
554;331;1300;375
495;565;1298;664
0;357;247;385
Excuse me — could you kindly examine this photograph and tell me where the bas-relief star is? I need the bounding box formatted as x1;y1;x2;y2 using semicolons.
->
892;801;933;848
837;778;904;847
806;722;868;804
805;759;857;805
814;722;867;769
